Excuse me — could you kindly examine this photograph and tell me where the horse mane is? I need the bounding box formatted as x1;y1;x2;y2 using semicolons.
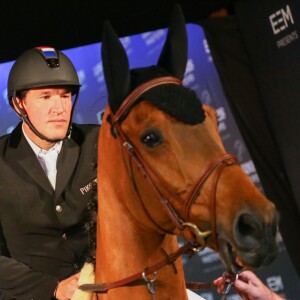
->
83;177;98;266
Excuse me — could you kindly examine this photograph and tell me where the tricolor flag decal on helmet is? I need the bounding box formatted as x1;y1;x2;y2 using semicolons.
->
36;46;59;68
36;46;57;58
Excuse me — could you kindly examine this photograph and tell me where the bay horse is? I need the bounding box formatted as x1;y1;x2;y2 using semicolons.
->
77;6;278;300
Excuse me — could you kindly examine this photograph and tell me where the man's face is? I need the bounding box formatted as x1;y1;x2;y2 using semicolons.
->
20;87;72;146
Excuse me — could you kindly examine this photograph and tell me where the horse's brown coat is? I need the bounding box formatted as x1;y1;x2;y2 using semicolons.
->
93;103;277;299
91;5;278;299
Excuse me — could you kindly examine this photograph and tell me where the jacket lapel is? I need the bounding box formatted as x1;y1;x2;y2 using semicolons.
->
8;124;53;195
54;137;80;201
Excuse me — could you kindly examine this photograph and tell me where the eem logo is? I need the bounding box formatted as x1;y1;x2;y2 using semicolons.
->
269;5;294;35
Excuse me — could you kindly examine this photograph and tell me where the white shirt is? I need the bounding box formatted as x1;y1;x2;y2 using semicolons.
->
23;127;62;189
187;289;206;300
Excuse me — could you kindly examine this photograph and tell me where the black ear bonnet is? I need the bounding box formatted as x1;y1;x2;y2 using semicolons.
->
102;5;205;125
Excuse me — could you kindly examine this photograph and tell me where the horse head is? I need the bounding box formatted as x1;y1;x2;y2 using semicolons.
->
93;5;278;299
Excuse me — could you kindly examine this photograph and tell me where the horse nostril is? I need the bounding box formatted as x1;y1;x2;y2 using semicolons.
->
234;213;263;248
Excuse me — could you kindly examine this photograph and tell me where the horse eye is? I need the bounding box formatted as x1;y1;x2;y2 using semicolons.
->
140;131;162;148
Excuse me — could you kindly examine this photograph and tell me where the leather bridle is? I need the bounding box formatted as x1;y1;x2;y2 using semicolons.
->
80;76;237;297
111;76;237;250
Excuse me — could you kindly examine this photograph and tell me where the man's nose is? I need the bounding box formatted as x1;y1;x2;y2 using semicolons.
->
52;97;64;113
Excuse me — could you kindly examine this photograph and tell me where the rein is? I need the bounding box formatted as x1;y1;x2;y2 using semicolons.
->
80;244;207;293
81;76;238;297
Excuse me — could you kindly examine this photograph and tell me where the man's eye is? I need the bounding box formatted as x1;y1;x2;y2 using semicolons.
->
140;131;163;148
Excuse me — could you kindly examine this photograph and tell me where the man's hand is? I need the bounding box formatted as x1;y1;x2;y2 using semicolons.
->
213;270;285;300
54;273;80;300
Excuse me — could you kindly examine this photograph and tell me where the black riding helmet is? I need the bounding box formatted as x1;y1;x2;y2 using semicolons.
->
7;46;81;141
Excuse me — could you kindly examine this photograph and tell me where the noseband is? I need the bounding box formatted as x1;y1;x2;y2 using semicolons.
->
110;76;237;251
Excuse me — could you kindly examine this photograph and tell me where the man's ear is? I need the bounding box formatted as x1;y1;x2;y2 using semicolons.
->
12;97;27;116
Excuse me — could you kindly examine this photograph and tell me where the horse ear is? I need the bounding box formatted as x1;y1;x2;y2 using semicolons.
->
101;21;131;113
157;5;188;80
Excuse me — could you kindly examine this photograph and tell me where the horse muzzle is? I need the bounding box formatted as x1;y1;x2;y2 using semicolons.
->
217;208;279;273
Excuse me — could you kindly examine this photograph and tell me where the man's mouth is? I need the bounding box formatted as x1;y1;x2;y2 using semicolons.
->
48;119;67;124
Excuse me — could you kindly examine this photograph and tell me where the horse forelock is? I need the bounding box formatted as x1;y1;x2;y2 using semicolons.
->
125;66;206;125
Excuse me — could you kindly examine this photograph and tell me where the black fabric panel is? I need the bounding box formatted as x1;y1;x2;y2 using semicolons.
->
199;15;300;277
233;0;300;277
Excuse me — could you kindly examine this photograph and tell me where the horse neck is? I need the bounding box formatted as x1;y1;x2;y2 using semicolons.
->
94;108;188;299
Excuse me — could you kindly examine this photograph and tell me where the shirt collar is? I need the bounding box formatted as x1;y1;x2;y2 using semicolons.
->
22;125;63;156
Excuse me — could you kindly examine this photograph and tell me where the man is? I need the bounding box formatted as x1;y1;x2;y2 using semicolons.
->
0;46;99;299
